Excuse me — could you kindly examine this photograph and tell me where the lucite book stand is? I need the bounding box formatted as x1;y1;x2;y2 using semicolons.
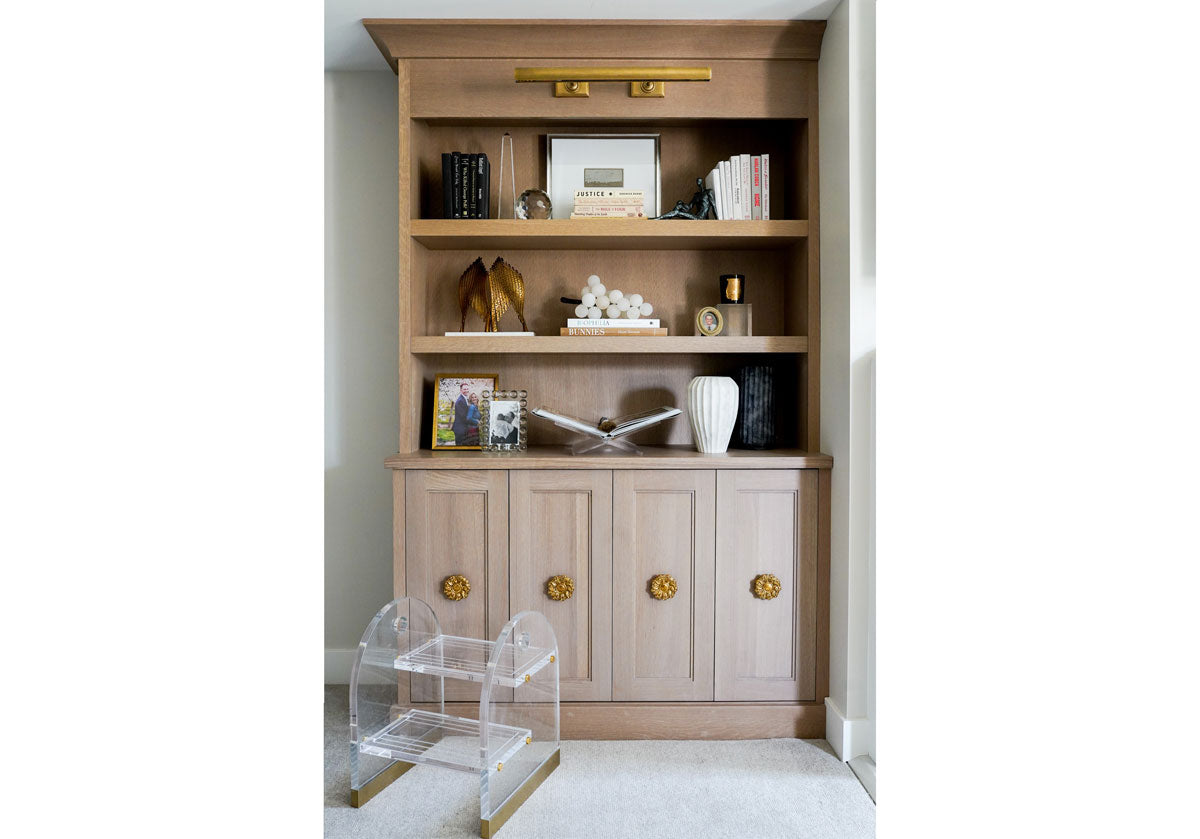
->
349;597;560;838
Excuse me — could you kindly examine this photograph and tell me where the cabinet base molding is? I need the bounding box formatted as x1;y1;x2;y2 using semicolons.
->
439;701;825;740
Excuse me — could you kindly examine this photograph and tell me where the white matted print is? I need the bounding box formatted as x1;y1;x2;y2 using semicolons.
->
547;134;660;218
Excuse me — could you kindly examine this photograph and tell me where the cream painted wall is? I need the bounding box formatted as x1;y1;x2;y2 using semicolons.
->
325;71;398;681
819;0;876;761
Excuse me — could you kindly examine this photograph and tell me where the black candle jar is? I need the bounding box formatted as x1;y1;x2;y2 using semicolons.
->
719;274;745;304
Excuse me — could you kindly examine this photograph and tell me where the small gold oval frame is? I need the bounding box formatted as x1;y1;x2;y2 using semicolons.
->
442;574;471;601
696;306;724;336
753;573;782;600
649;573;678;600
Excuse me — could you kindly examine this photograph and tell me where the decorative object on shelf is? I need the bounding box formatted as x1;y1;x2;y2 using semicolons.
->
687;375;739;453
752;573;782;600
480;389;529;452
349;596;560;832
560;274;658;325
496;132;516;218
432;373;498;450
457;257;528;332
734;365;776;449
547;134;661;217
532;405;680;456
442;574;471;601
545;575;575;601
717;303;753;336
695;306;725;336
654;177;716;220
517;188;553;219
720;273;745;304
649;573;678;600
514;65;711;98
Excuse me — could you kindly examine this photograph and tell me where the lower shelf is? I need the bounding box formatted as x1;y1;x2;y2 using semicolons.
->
359;709;531;773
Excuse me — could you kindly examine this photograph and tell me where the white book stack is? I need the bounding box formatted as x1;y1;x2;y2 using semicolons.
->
708;153;773;221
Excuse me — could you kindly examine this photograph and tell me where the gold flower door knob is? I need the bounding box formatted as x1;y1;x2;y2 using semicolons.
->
649;573;678;600
752;573;782;600
545;575;575;601
442;574;471;601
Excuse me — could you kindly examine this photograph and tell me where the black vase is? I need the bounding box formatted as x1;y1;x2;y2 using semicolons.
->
734;366;775;449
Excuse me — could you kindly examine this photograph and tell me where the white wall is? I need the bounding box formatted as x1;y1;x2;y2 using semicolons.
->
819;0;876;761
325;71;399;681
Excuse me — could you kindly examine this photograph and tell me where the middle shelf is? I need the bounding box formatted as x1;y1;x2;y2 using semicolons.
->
359;709;532;773
411;336;808;354
391;633;556;687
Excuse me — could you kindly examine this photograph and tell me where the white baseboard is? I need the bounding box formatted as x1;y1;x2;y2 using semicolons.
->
824;697;873;762
848;755;876;802
325;648;357;684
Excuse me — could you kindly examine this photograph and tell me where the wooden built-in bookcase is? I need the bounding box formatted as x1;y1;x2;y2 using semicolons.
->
366;19;832;739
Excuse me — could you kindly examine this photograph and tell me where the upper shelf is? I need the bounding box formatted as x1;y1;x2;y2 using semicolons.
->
410;219;808;251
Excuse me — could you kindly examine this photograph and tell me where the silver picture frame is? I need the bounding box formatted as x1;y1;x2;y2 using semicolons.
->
546;134;661;218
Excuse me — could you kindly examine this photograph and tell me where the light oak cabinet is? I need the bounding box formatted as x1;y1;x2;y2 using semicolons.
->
397;460;828;737
715;470;819;701
612;471;715;701
509;470;613;701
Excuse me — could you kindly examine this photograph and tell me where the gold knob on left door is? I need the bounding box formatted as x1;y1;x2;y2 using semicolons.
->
442;574;471;601
546;575;575;601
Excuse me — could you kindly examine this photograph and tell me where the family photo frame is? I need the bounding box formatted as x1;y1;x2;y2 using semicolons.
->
431;373;498;450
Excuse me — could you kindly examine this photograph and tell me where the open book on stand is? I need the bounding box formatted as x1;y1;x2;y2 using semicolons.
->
532;406;681;439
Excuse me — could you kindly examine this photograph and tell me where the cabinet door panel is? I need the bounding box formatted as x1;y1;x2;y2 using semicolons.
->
715;470;817;701
509;471;612;701
613;471;715;701
405;470;508;701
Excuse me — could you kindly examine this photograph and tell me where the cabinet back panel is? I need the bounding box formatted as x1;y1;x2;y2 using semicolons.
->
411;120;807;222
415;354;802;448
420;247;793;337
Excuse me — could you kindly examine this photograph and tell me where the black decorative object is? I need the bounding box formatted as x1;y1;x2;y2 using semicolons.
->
720;274;745;304
655;178;716;220
734;365;776;449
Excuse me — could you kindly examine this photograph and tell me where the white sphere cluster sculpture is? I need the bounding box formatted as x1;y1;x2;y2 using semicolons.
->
573;274;655;320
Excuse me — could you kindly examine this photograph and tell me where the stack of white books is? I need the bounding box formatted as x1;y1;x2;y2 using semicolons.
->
570;189;647;219
561;318;666;336
704;154;771;220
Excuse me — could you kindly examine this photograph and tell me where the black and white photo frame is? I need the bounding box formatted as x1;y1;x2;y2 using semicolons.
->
479;389;529;452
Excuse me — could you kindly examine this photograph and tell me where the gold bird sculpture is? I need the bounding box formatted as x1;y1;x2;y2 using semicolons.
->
457;256;527;332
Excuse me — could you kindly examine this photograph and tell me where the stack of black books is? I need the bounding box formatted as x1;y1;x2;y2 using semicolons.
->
442;153;490;219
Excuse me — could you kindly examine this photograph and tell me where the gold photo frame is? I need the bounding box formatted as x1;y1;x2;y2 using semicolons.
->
695;306;725;336
479;389;529;452
432;373;498;450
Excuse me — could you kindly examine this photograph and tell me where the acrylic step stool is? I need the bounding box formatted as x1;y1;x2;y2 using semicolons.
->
349;597;560;837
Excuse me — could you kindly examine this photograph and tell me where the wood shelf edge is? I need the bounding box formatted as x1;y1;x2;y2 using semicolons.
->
385;446;833;471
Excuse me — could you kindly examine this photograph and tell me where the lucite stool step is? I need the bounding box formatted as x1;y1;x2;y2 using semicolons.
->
359;709;531;773
389;634;555;687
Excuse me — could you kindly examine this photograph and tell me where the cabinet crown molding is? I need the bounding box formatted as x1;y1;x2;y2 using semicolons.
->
363;19;826;72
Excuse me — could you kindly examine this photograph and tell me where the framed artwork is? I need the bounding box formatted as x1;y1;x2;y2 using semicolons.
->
695;306;725;336
480;389;528;452
546;134;661;218
432;373;498;450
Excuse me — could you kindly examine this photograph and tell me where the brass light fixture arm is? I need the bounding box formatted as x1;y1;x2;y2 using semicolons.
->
514;67;712;98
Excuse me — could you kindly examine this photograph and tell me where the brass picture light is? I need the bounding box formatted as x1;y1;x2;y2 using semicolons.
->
514;66;712;98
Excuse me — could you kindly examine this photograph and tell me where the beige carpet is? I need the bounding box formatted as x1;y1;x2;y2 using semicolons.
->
324;685;875;838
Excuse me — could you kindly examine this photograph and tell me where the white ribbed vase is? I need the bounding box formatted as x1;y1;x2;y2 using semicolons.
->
687;376;739;453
